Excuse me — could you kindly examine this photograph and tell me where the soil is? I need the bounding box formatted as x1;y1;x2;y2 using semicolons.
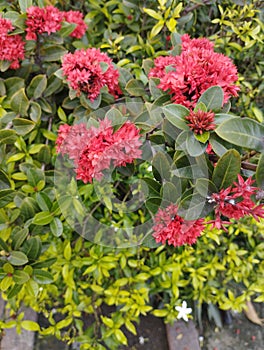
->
34;302;264;350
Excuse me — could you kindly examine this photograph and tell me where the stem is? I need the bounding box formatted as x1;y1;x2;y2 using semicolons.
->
241;161;257;171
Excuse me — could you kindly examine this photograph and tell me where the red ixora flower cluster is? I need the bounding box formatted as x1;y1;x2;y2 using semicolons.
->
185;109;215;134
0;16;25;69
61;48;121;101
152;204;205;247
149;34;239;108
208;174;264;230
56;119;142;184
25;5;87;40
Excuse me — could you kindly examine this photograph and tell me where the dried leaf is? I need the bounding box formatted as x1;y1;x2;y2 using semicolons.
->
244;301;264;326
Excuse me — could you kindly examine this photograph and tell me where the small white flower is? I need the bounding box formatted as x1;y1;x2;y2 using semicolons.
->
138;336;145;345
175;301;192;322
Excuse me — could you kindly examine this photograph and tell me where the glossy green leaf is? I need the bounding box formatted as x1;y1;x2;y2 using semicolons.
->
7;251;28;266
27;74;47;99
12;228;29;250
7;283;23;299
215;118;264;152
22;237;42;260
13;118;35;135
0;130;17;145
40;45;67;62
125;79;146;96
163;104;190;131
32;211;53;225
212;149;241;189
50;217;63;237
186;132;207;157
32;269;53;284
10;88;29;116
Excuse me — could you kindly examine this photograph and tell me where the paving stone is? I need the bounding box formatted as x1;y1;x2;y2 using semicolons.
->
166;320;201;350
0;297;37;350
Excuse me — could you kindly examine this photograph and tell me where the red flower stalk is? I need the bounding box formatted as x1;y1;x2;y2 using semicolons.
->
56;119;142;184
185;109;215;134
26;6;64;40
208;174;264;230
63;10;87;38
0;16;25;69
149;34;239;108
61;48;121;101
152;204;205;247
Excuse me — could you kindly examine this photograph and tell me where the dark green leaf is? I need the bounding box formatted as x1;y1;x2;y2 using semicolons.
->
8;251;28;266
198;86;224;111
186;132;207;157
125;79;146;96
195;178;218;198
0;130;17;145
7;284;23;299
0;189;15;208
21;237;42;260
31;258;56;269
146;197;161;214
256;154;264;189
215;118;264;152
10;88;29;116
163;104;190;131
12;228;29;250
0;169;11;189
32;269;53;284
152;152;171;182
59;21;76;37
40;45;67;62
212;149;241;189
27;74;47;99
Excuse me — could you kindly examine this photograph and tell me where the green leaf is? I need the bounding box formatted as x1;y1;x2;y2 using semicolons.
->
194;131;210;144
13;270;30;284
143;177;161;197
125;79;146;96
64;241;72;261
7;283;23;299
0;130;17;145
18;0;32;12
59;21;77;37
27;74;47;99
195;178;218;198
29;102;42;122
12;228;29;250
215;118;264;152
10;88;29;116
32;211;53;225
21;320;40;332
32;269;53;284
256;154;264;189
35;192;52;212
186;132;207;157
40;45;67;62
31;258;56;269
212;149;241;189
13;118;35;136
114;329;127;346
163;104;190;131
198;86;224;111
152;152;171;181
150;21;164;38
80;93;101;110
8;251;28;266
0;189;15;208
143;8;163;20
0;169;11;189
146;197;161;214
50;217;63;237
22;237;42;260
